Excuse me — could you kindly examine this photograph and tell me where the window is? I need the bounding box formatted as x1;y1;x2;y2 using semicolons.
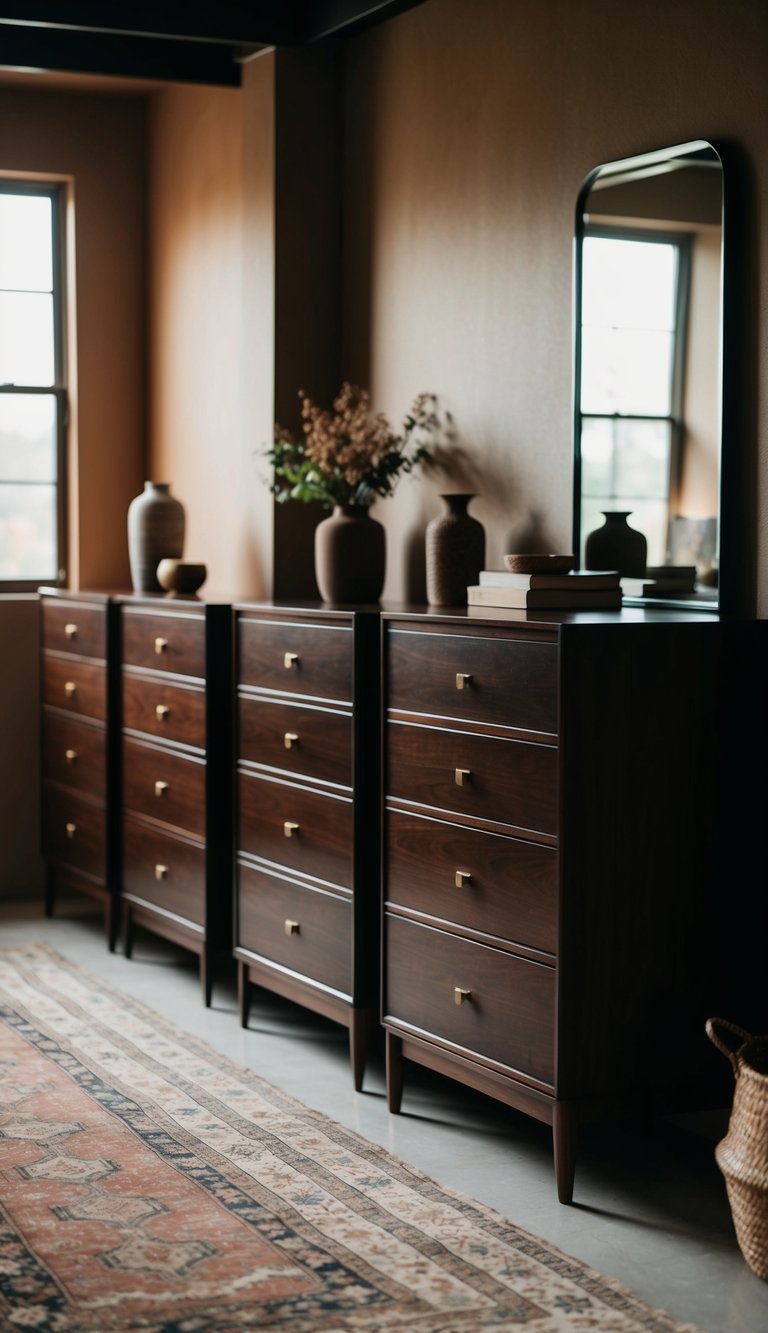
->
578;228;690;567
0;183;66;589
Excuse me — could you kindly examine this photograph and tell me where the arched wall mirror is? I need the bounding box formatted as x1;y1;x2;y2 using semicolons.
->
573;140;734;611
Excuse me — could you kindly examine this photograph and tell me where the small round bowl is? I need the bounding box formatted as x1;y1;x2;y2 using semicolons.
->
503;553;575;575
156;559;207;596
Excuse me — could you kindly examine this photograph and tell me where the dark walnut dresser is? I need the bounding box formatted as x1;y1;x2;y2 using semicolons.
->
233;601;380;1089
39;589;121;949
381;605;768;1202
117;594;232;1004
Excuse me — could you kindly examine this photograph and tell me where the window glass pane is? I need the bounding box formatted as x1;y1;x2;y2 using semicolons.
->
612;419;671;498
581;327;674;414
0;291;55;385
582;418;671;500
582;236;677;331
0;482;57;579
0;394;57;481
0;194;53;291
581;418;614;498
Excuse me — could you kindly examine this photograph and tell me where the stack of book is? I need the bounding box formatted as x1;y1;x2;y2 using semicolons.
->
620;565;698;598
467;568;622;609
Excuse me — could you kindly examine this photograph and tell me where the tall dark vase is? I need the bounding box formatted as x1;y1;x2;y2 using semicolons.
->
585;510;647;577
314;504;385;603
127;481;186;593
426;493;485;606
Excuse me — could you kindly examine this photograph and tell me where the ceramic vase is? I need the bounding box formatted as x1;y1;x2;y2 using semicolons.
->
314;504;385;603
127;482;186;593
426;493;485;605
584;510;647;577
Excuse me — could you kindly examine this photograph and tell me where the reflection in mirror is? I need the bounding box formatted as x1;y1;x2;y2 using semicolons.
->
573;141;723;607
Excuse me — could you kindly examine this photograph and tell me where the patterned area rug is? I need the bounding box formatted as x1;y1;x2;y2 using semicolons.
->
0;945;703;1333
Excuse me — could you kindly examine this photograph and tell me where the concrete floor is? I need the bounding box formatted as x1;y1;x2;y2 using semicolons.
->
2;898;767;1333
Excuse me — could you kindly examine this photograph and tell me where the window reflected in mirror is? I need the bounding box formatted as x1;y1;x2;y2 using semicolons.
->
574;142;723;606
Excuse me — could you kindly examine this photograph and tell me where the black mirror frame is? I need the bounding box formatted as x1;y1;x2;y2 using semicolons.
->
572;139;755;618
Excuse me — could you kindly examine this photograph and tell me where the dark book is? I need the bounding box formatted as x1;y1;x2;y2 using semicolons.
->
467;584;623;609
645;565;698;582
621;576;697;597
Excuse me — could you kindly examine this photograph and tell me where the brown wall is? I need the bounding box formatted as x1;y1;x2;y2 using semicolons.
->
5;0;768;898
0;84;146;588
146;81;260;600
341;0;768;608
0;82;146;900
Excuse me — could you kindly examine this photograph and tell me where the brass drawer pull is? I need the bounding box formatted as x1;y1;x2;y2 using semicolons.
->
155;704;170;720
454;987;472;1006
455;672;472;690
154;780;169;798
154;637;168;655
65;748;78;765
65;822;77;839
64;622;78;639
283;820;299;838
284;732;299;750
64;680;77;697
455;870;472;888
154;864;169;880
284;651;299;669
454;768;471;787
284;919;300;936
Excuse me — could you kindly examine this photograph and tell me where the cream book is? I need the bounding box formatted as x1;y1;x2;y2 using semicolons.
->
467;584;623;609
478;568;620;590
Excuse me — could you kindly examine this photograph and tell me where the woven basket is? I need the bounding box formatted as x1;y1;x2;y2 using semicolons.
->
706;1017;768;1281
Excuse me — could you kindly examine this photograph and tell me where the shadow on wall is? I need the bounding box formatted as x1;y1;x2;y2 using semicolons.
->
0;597;45;900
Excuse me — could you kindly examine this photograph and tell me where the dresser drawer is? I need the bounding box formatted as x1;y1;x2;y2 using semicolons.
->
238;862;351;994
122;608;205;678
42;712;106;795
238;617;352;701
43;656;106;721
123;674;206;749
42;600;106;659
385;914;555;1085
123;737;206;837
387;721;557;836
386;628;558;734
122;816;205;925
238;696;351;787
386;808;557;954
239;771;353;888
41;785;106;880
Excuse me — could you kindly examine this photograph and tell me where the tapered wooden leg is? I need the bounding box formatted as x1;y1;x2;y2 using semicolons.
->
238;961;251;1028
105;895;119;953
553;1102;578;1204
44;867;56;918
349;1008;375;1092
386;1031;404;1113
200;947;212;1007
123;904;134;959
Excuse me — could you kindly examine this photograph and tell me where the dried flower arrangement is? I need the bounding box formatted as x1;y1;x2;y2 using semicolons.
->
268;382;439;509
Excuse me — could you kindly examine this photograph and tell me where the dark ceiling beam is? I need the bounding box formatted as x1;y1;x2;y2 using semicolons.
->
0;2;428;83
0;4;300;46
0;25;255;85
297;0;427;43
